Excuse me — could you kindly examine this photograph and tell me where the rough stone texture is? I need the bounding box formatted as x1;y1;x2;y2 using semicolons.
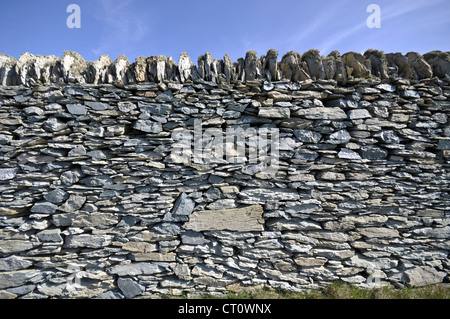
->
184;205;264;232
0;49;449;299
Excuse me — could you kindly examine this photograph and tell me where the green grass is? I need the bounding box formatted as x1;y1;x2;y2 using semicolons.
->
181;282;450;299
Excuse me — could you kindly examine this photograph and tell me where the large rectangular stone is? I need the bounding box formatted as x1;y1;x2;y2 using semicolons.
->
296;107;348;120
258;107;290;119
184;205;264;232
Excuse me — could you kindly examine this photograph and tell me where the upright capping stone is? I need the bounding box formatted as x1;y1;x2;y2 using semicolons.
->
223;53;234;82
147;55;167;83
279;51;301;81
264;49;279;81
341;51;371;78
302;49;325;80
107;54;131;84
133;56;148;82
165;56;179;82
197;52;215;82
406;52;433;79
244;50;261;81
386;52;415;79
323;50;347;84
178;52;197;83
86;54;112;84
0;54;17;86
364;49;389;79
423;50;450;78
15;52;37;85
61;51;88;84
235;57;245;82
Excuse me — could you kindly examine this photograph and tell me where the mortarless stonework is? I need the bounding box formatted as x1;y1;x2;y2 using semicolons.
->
0;49;449;299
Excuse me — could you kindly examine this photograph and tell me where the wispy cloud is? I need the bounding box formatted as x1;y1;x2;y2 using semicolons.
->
91;0;150;59
319;0;444;54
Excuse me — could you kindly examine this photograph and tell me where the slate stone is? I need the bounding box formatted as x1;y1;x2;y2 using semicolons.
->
66;104;87;115
172;193;195;216
117;277;145;298
133;120;163;133
30;202;58;214
0;168;18;181
361;145;388;160
184;205;264;232
338;148;362;159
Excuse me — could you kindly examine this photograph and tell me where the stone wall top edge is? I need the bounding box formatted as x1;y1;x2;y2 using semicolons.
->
0;49;449;87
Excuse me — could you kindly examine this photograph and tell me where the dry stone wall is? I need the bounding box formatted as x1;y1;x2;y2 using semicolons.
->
0;49;449;299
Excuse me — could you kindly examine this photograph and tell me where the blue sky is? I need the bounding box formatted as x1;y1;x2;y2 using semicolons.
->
1;0;449;63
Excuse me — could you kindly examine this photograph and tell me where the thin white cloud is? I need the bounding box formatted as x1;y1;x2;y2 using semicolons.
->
92;0;150;59
318;0;444;55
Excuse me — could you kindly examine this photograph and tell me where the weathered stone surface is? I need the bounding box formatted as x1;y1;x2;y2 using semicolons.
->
133;120;162;133
0;168;18;181
316;171;346;181
172;193;195;216
296;107;347;120
184;205;264;232
58;195;86;213
0;49;449;298
258;107;290;119
238;188;300;204
64;234;113;248
109;262;167;276
30;202;58;214
0;270;42;289
356;227;399;238
0;240;34;254
404;266;447;287
52;212;119;227
117;277;145;298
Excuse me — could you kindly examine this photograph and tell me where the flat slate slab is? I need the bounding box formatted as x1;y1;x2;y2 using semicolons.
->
184;205;264;232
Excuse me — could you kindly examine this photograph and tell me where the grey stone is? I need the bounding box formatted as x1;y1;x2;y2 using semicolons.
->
68;145;87;157
64;234;113;248
338;148;362;159
36;229;63;243
316;171;346;181
294;130;322;143
356;227;399;238
133;120;163;133
184;205;264;232
0;168;18;181
85;101;108;110
347;109;371;120
117;277;145;298
52;212;119;227
258;107;290;119
43;118;67;132
109;262;167;276
267;218;322;231
374;130;400;144
0;240;34;254
327;129;351;144
31;202;58;214
239;188;300;205
438;139;450;150
0;256;33;271
58;195;86;213
0;270;43;289
361;145;388;160
181;231;209;245
404;266;447;287
66;104;87;115
297;107;348;120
